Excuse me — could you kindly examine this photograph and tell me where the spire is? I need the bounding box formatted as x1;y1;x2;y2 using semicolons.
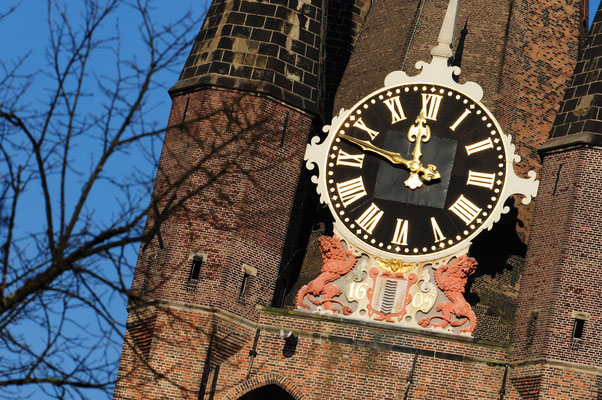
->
430;0;458;61
542;0;602;152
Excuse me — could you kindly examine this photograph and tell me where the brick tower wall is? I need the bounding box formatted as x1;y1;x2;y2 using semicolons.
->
116;305;512;400
321;0;371;118
508;146;602;399
493;0;587;241
129;89;314;318
511;148;602;364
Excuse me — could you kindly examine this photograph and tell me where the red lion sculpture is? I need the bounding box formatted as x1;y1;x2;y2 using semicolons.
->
418;255;478;334
296;235;356;315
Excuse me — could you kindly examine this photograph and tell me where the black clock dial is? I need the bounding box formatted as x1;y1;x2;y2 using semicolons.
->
325;83;507;258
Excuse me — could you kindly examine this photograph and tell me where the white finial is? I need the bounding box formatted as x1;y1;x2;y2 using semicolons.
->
383;0;482;101
431;0;458;60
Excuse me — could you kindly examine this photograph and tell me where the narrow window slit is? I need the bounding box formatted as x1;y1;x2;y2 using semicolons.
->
552;164;563;195
239;264;257;303
187;254;205;292
280;111;289;146
181;96;190;125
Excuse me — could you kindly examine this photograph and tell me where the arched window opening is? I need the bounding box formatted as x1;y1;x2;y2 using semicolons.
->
238;384;295;400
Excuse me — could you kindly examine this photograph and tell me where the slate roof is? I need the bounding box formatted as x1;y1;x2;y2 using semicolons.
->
544;2;602;151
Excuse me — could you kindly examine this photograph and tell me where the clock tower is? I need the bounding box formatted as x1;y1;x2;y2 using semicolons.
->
114;0;591;399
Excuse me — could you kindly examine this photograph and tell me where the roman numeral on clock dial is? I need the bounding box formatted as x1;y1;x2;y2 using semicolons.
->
430;217;446;243
466;170;496;189
355;203;384;234
336;149;364;168
353;118;379;140
336;177;367;207
449;195;482;225
421;93;443;121
465;138;494;155
391;218;409;245
450;109;471;131
383;96;407;124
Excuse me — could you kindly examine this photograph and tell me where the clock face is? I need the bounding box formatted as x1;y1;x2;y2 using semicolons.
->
323;83;508;260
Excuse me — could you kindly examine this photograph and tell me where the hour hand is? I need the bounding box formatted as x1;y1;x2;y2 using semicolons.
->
338;134;411;168
419;164;441;181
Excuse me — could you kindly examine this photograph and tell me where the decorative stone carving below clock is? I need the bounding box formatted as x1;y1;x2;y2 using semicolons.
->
296;234;480;336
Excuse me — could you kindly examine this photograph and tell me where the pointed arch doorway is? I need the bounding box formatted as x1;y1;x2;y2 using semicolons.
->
238;384;296;400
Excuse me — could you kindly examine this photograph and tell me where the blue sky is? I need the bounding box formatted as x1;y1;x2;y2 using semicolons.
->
0;0;599;399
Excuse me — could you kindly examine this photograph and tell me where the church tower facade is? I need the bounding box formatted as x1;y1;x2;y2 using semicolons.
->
114;0;593;399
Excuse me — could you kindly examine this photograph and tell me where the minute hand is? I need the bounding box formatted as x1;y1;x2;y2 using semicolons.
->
338;134;411;168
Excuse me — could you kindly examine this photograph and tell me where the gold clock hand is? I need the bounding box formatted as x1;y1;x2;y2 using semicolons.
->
404;113;439;189
338;133;411;168
339;132;440;190
419;164;441;181
407;113;431;162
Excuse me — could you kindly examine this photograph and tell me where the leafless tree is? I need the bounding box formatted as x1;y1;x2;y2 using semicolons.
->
0;1;281;398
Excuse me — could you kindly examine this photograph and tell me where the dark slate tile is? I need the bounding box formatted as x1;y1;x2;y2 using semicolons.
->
267;57;286;74
271;31;288;47
568;120;585;134
226;12;246;25
259;43;278;57
208;61;230;75
265;17;284;31
232;26;252;38
251;28;272;42
274;72;293;90
246;14;266;28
